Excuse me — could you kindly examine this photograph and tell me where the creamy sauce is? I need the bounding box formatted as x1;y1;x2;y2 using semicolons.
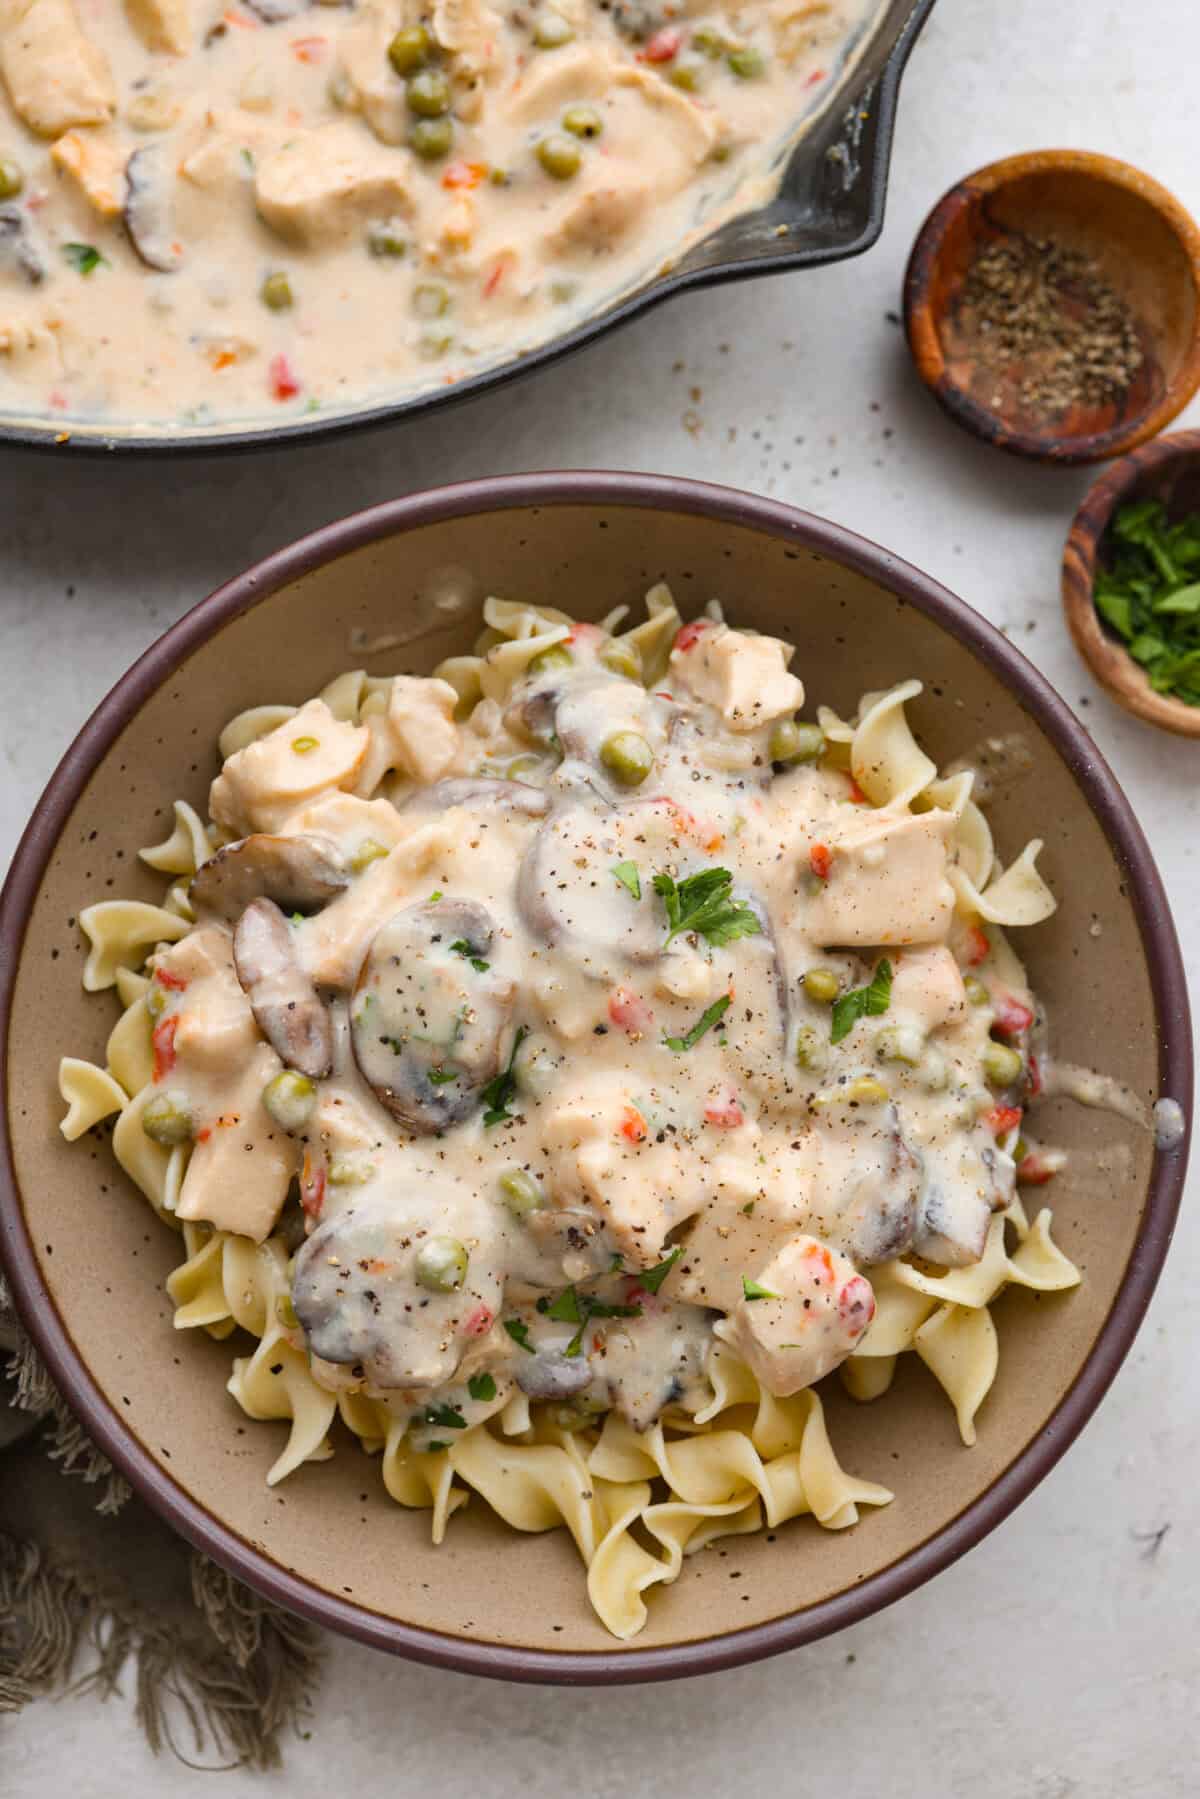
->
1153;1096;1186;1152
143;610;1058;1442
0;0;877;433
1040;1057;1149;1129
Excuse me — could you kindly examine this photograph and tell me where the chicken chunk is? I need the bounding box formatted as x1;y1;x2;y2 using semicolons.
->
335;2;407;146
1;0;115;137
254;124;412;248
803;807;956;948
156;923;260;1075
209;699;370;837
174;1042;294;1241
670;623;805;733
355;675;461;793
713;1235;875;1395
889;943;968;1034
124;0;191;55
50;128;126;217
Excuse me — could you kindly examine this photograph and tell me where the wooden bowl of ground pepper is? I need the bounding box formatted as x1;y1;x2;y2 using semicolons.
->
904;150;1200;465
1063;430;1200;737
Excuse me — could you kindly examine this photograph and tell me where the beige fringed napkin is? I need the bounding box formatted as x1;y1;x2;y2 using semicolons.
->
0;1274;324;1768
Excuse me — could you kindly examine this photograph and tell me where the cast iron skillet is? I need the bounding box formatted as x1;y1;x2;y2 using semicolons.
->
0;0;935;457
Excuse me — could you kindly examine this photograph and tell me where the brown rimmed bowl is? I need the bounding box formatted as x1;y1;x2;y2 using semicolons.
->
904;150;1200;465
1064;430;1200;737
0;473;1191;1682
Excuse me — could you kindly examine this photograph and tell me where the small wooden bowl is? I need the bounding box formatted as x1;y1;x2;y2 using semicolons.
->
904;150;1200;465
1063;430;1200;736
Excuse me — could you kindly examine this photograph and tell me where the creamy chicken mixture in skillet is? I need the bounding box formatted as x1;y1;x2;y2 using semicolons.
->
89;595;1066;1456
0;0;877;430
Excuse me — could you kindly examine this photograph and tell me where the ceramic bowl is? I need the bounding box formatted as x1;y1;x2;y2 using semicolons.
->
0;474;1190;1681
1063;430;1200;737
904;150;1200;465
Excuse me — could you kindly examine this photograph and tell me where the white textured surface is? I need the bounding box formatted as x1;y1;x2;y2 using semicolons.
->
2;0;1197;1791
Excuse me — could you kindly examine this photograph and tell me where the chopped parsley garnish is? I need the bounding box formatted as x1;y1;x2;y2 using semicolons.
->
653;867;761;949
638;1245;682;1294
423;1402;466;1430
545;1284;642;1356
450;938;490;973
503;1318;535;1352
663;994;731;1053
742;1276;779;1301
62;242;106;276
830;959;893;1045
1091;498;1200;705
611;859;642;901
481;1025;528;1126
468;1372;496;1402
544;1286;583;1324
429;889;443;901
427;1066;459;1085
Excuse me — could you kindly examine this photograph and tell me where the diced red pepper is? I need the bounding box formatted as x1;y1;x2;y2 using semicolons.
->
672;618;712;654
195;1126;212;1144
809;842;833;881
804;65;826;86
838;1274;876;1334
300;1154;326;1218
847;778;868;804
1016;1149;1060;1185
462;1304;494;1337
608;987;653;1034
290;34;326;60
703;1086;744;1129
151;1015;178;1083
482;260;506;297
984;1104;1023;1137
155;967;189;991
619;1105;647;1144
993;993;1034;1037
565;621;602;648
964;924;990;967
639;25;682;61
268;353;301;401
442;158;487;189
802;1240;837;1284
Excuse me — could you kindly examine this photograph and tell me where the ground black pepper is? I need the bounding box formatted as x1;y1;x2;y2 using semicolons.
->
955;233;1144;419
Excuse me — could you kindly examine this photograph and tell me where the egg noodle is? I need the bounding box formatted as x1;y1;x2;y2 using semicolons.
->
60;585;1078;1638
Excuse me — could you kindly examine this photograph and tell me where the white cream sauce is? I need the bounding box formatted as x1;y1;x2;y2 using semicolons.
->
145;613;1061;1442
0;0;878;432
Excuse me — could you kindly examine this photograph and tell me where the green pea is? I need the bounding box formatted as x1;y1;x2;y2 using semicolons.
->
367;221;407;258
668;57;704;91
0;156;24;201
418;330;453;360
691;24;728;56
803;967;840;1005
794;1025;828;1073
260;270;293;311
262;1070;317;1132
349;837;388;873
599;638;642;681
847;1075;889;1106
562;104;603;139
600;730;654;787
328;1154;375;1186
875;1025;923;1067
536;132;582;180
413;281;450;318
291;734;319;754
410;116;454;159
964;975;990;1007
498;1168;544;1216
145;983;168;1021
407;67;451;116
769;719;825;765
727;45;765;78
528;643;573;676
415;1235;469;1291
532;9;574;47
142;1091;193;1146
388;25;431;74
983;1042;1023;1088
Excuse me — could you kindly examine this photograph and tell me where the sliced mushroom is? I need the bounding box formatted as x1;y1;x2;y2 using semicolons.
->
233;896;333;1079
0;205;46;284
401;776;549;817
517;802;663;971
350;898;514;1133
830;1109;923;1265
292;1180;504;1389
124;146;183;272
514;1349;593;1402
503;686;559;749
912;1138;1011;1269
190;832;347;924
592;1302;712;1429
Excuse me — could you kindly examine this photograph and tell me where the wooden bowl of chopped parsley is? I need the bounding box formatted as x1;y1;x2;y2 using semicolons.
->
904;150;1200;465
1063;429;1200;734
